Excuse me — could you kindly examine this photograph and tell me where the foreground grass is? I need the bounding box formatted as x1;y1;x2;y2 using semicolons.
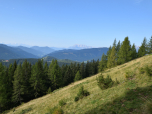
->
7;55;152;114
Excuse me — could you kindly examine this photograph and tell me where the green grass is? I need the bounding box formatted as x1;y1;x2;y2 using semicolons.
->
7;55;152;114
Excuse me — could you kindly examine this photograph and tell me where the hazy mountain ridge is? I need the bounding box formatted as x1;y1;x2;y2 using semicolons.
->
0;44;38;60
45;48;109;62
17;46;45;57
0;43;108;61
31;46;55;56
68;44;94;50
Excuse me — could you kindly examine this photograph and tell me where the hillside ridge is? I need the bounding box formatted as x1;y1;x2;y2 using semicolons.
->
6;54;152;114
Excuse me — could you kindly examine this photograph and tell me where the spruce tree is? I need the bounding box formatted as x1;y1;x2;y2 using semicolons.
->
0;63;12;111
148;36;152;54
116;40;121;64
63;66;73;86
80;62;85;79
107;46;117;68
98;53;107;72
49;60;62;89
131;44;137;60
116;40;121;52
21;60;32;101
85;61;90;77
138;37;148;57
44;62;50;90
118;37;132;64
113;38;117;48
107;46;112;58
74;71;82;82
13;60;17;75
30;60;46;98
12;64;23;104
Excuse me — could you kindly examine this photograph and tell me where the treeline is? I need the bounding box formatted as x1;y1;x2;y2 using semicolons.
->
99;36;152;72
0;59;99;113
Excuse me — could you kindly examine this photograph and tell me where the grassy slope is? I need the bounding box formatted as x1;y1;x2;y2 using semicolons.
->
7;55;152;114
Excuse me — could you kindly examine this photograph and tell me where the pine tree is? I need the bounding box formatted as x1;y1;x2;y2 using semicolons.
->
98;53;107;72
148;36;152;54
44;62;50;90
80;62;85;79
113;38;117;48
21;60;32;101
107;46;112;58
107;46;117;68
61;64;68;82
85;61;90;77
49;60;62;89
0;63;13;111
138;37;148;57
131;44;137;60
116;40;121;52
13;60;17;75
12;64;23;104
63;66;73;86
116;40;121;64
30;60;46;98
74;71;82;82
118;37;132;64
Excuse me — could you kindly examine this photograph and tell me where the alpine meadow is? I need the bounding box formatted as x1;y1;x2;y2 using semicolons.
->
0;1;152;114
0;36;152;114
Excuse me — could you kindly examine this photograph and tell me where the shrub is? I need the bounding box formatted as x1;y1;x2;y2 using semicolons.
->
59;99;66;107
139;66;152;77
139;67;145;74
47;107;63;114
74;96;79;102
146;102;152;114
125;72;135;80
52;108;63;114
19;107;32;114
96;74;116;90
74;86;90;102
145;66;152;77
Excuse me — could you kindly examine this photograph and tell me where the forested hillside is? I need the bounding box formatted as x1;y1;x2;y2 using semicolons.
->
0;44;38;60
44;47;109;62
0;36;152;113
0;57;80;67
2;36;152;114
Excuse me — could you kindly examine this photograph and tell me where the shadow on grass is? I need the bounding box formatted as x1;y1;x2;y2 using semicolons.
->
85;85;152;114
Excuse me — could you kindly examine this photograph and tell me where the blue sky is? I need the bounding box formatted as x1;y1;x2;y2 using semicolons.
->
0;0;152;48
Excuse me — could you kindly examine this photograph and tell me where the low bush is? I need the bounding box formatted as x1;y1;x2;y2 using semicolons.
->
139;67;145;74
47;107;63;114
139;66;152;77
146;102;152;113
145;66;152;77
19;107;32;114
74;96;79;102
74;86;90;102
59;99;66;107
125;71;135;80
96;74;119;90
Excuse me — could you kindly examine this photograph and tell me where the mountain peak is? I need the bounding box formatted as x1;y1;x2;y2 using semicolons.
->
69;44;94;50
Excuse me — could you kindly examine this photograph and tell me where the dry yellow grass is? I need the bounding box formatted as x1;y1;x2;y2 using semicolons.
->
7;54;152;114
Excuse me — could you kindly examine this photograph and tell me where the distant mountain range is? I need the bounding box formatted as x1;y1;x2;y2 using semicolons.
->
0;44;38;60
44;48;109;62
68;44;94;50
0;43;109;62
